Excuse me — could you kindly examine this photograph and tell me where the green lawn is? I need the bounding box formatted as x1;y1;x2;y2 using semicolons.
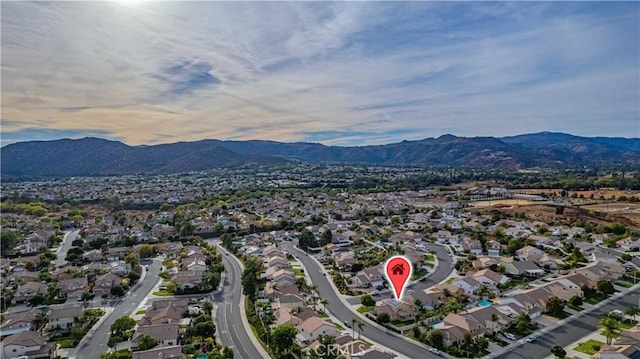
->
548;311;571;320
585;293;608;305
357;305;374;313
425;254;435;262
335;323;346;330
445;278;454;284
615;281;633;288
620;319;638;329
568;304;583;312
135;309;147;315
152;290;172;297
411;269;429;281
391;320;414;327
573;339;604;355
294;268;304;276
58;339;77;348
318;312;329;318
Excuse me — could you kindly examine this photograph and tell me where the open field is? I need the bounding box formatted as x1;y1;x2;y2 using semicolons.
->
468;199;542;208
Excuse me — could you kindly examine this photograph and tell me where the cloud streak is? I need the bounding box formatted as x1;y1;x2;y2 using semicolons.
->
1;1;638;146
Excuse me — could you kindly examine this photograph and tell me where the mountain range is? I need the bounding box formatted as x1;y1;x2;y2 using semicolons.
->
2;132;639;179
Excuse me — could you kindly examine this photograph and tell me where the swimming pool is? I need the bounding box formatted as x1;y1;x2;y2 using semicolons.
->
478;300;492;307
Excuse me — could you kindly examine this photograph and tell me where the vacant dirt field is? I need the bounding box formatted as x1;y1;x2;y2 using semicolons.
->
468;199;542;208
518;188;639;199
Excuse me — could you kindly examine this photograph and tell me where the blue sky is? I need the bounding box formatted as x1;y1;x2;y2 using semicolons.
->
1;1;638;146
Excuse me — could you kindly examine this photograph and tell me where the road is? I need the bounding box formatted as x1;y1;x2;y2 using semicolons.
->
346;243;454;305
213;245;266;359
281;242;453;359
72;260;162;359
494;288;640;359
55;229;80;267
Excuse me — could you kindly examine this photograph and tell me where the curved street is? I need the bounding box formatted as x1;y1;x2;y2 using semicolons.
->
281;241;454;359
213;244;267;359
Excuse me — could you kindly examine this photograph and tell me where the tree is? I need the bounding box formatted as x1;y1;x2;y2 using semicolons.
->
426;329;444;349
361;294;375;307
137;334;157;350
376;312;390;324
355;319;364;340
110;285;125;297
203;300;214;314
110;316;136;337
568;294;583;307
599;317;620;345
32;312;48;331
546;296;565;317
271;324;298;357
139;244;154;258
625;305;640;322
1;231;20;256
551;345;566;358
597;280;615;295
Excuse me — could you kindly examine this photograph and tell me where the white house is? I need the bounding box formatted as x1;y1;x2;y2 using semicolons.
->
2;330;54;359
451;277;482;296
297;317;340;343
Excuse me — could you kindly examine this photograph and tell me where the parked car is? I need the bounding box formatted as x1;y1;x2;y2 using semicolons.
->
429;348;441;355
504;333;517;340
343;320;352;328
525;336;536;343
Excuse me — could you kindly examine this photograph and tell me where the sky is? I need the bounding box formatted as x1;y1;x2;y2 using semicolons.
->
1;1;639;147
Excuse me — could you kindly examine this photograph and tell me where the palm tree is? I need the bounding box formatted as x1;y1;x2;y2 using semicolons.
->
351;318;357;338
32;312;48;332
599;317;620;345
625;305;640;323
355;319;365;340
319;298;329;312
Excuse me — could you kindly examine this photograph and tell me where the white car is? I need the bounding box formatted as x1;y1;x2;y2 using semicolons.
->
525;336;536;343
504;333;517;340
429;348;441;355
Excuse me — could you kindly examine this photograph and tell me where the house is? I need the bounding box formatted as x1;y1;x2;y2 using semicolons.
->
334;252;358;270
132;323;179;348
516;246;544;262
269;269;297;287
0;309;36;336
617;237;640;251
487;241;501;256
503;261;545;277
82;249;103;263
108;261;131;275
105;247;129;261
267;256;290;270
2;330;55;359
471;269;510;287
172;271;204;290
297;317;340;343
373;299;416;322
132;345;184;359
48;306;83;332
352;267;384;289
93;272;123;296
462;239;483;255
12;282;47;304
451;277;482;296
58;277;88;299
273;294;305;311
140;300;186;326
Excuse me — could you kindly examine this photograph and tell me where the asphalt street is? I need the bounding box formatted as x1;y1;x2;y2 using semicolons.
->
494;288;640;359
213;245;266;359
55;229;79;267
72;260;162;359
281;242;454;359
346;243;454;305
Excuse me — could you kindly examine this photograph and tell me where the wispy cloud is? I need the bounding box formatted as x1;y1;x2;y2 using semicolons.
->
1;1;638;146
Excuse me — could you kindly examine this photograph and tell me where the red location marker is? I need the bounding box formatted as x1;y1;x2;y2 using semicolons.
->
385;256;412;300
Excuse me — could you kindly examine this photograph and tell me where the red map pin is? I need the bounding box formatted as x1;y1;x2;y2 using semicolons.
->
385;255;412;300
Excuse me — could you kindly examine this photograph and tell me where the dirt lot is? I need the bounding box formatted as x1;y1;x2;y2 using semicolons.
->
468;199;542;208
518;188;639;199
